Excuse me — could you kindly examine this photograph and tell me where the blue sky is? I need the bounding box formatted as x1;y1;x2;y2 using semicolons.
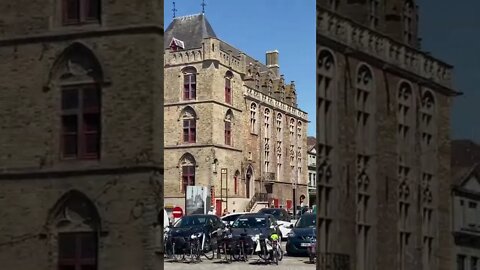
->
164;0;316;136
419;0;480;142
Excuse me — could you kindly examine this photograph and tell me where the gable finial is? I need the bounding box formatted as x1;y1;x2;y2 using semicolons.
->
172;1;178;18
201;0;207;14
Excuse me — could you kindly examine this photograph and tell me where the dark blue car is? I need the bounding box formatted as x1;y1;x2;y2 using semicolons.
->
285;213;316;256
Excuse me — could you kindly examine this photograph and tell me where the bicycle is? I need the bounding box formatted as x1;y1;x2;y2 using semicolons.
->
217;227;234;263
270;232;283;265
232;232;252;262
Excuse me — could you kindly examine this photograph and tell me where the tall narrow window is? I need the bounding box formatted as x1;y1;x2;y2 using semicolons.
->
250;103;258;134
397;82;414;143
61;85;101;159
180;154;196;193
58;232;97;270
181;107;196;143
225;71;233;104
183;67;197;100
234;171;240;195
264;108;271;173
224;110;233;146
63;0;100;25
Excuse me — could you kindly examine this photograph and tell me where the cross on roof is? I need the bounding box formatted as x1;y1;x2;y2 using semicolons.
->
201;0;207;14
172;1;177;18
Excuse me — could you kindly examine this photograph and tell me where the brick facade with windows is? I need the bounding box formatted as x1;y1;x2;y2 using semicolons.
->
0;0;164;269
164;14;308;213
317;1;457;269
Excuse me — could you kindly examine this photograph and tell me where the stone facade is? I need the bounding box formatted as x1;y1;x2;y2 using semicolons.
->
317;1;457;270
0;0;164;269
164;14;308;214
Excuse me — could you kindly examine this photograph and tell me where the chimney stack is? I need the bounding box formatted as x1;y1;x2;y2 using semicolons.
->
266;50;279;77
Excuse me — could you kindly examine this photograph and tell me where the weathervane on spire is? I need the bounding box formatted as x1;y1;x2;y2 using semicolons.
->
201;0;207;14
172;1;177;18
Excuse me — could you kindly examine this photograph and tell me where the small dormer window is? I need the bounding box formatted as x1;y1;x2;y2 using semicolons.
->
169;37;185;51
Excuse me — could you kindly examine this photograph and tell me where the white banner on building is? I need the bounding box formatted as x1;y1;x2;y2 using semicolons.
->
185;186;211;215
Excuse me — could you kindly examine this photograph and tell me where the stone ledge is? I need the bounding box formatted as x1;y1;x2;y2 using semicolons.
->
0;24;164;46
0;165;164;180
318;7;459;95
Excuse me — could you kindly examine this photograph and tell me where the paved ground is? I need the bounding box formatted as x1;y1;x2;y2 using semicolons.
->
164;242;316;270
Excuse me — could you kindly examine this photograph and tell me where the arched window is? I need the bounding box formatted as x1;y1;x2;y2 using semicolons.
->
225;110;233;146
181;107;196;143
289;118;295;138
250;102;257;134
63;0;101;25
225;71;233;104
48;190;100;270
398;81;414;141
234;170;240;195
183;67;197;100
264;108;271;172
297;121;302;140
264;108;271;136
420;90;435;147
276;113;282;135
180;154;196;193
51;43;103;160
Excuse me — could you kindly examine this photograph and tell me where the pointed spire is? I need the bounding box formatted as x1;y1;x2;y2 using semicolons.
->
172;1;177;18
201;0;207;14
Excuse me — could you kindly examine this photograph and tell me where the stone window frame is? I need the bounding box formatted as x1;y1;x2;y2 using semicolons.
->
50;43;105;161
420;89;436;148
224;110;233;146
398;163;412;270
180;153;196;193
180;106;197;144
264;108;271;173
46;190;101;270
317;49;337;254
182;66;197;101
61;84;101;160
397;80;415;144
224;71;233;105
233;170;240;195
250;102;258;134
61;0;101;26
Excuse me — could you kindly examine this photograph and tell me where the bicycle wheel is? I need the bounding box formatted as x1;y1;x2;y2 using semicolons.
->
202;237;215;260
273;247;278;265
277;244;284;261
232;242;241;261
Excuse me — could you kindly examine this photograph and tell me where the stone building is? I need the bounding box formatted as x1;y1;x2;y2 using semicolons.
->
0;0;164;269
317;1;459;270
164;13;308;215
451;140;480;270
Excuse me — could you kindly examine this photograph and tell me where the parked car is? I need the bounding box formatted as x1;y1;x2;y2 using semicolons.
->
165;214;224;252
286;213;316;256
220;212;248;226
229;213;281;247
257;208;293;239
